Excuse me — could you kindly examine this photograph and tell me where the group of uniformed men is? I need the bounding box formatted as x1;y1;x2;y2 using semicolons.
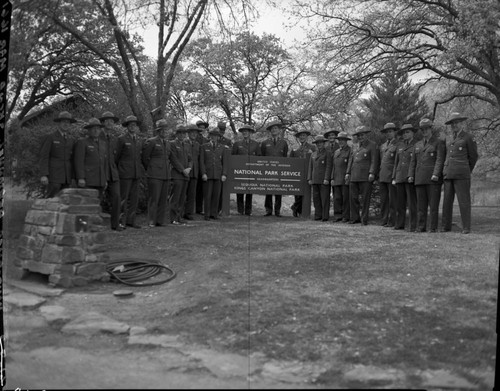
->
39;111;478;234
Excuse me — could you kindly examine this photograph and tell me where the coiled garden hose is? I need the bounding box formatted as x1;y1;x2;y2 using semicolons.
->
106;258;176;286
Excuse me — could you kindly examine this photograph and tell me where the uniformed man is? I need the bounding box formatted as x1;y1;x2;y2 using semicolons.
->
200;129;228;220
261;120;289;217
170;124;192;225
345;126;378;225
39;111;76;198
183;123;202;220
231;125;260;215
379;122;399;227
308;135;333;222
142;119;174;228
195;120;209;214
217;121;232;215
331;131;352;222
392;123;418;231
74;118;108;199
290;129;314;217
116;115;144;229
324;129;340;154
408;118;445;233
441;112;478;234
99;111;123;231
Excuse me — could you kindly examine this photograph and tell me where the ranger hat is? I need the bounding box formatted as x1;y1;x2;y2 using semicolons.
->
336;131;351;141
381;122;397;132
294;129;311;137
352;126;371;136
401;123;417;132
175;124;187;133
54;111;77;123
84;118;104;129
445;112;468;125
99;111;119;123
238;125;256;133
419;118;433;128
266;120;283;130
122;115;141;127
186;123;202;132
323;129;340;138
155;119;169;131
312;135;327;144
196;120;209;128
208;128;221;136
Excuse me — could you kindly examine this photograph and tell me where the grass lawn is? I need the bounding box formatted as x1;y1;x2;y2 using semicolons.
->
3;192;498;388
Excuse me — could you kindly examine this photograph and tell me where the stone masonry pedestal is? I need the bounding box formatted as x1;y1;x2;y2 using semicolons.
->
14;188;111;288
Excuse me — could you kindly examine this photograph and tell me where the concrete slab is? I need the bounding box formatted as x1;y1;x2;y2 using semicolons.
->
4;291;47;309
421;369;478;389
61;311;130;335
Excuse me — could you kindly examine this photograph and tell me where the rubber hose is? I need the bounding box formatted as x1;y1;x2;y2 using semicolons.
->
106;258;176;286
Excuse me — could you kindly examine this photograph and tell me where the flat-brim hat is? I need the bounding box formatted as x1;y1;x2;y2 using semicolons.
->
186;123;202;132
175;124;187;133
381;122;397;132
294;129;311;137
238;125;255;133
196;120;209;128
208;129;221;136
336;131;351;140
445;112;468;125
84;118;104;129
352;126;371;136
266;120;283;130
401;123;417;132
324;129;340;138
312;135;327;144
54;111;77;123
99;111;119;123
155;119;169;131
419;118;433;128
122;115;141;127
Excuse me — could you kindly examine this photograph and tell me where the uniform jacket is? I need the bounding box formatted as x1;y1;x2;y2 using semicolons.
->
170;138;193;181
378;139;398;183
141;136;173;180
331;145;351;185
443;130;479;180
74;136;108;187
116;133;144;179
39;130;74;184
393;138;417;183
307;149;333;184
220;136;233;148
185;139;201;178
100;132;120;182
261;137;288;157
409;136;445;185
232;139;261;156
290;142;315;158
326;142;340;154
200;142;228;179
346;139;378;182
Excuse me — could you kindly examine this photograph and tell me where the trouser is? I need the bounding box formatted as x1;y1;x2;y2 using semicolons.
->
442;178;471;231
349;181;372;223
105;180;121;229
195;174;204;213
379;181;397;226
333;185;350;220
237;194;253;215
265;194;282;215
147;178;170;225
405;182;417;231
170;179;188;222
415;183;442;231
292;195;303;214
184;177;198;217
46;182;70;198
203;179;222;218
119;178;139;225
312;184;330;220
217;182;225;214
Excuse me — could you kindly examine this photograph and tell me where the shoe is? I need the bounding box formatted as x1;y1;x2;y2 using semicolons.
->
386;224;394;228
322;218;329;222
126;223;141;229
291;205;298;217
394;227;404;230
342;218;349;222
245;212;252;216
430;229;436;233
348;220;360;224
381;223;388;227
314;217;322;221
209;216;219;220
264;212;272;216
440;228;451;232
462;229;470;234
204;216;210;221
275;213;282;217
156;223;166;227
171;220;186;226
335;217;343;222
111;226;124;231
196;211;203;215
148;223;155;228
415;228;426;233
183;215;194;221
362;221;368;225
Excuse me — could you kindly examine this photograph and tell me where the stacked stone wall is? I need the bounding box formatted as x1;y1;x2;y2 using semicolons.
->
15;188;111;288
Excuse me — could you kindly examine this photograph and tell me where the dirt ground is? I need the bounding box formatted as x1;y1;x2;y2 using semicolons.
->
3;187;498;389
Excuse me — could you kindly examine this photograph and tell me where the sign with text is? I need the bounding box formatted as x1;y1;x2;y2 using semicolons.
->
227;155;308;195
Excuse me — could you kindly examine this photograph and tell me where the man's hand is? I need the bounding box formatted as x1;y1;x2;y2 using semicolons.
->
368;174;375;182
221;175;227;182
78;179;86;188
182;168;191;177
431;175;439;182
308;180;312;185
323;180;329;186
202;174;208;182
408;176;414;183
40;176;49;186
344;174;350;184
392;179;396;185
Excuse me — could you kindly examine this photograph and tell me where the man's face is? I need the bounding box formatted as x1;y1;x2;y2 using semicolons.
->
357;132;366;142
298;133;307;143
421;126;432;138
316;141;325;151
241;130;250;139
386;129;395;140
158;127;167;139
327;134;336;142
209;133;219;143
269;125;281;138
338;139;347;147
88;126;101;139
176;131;186;140
188;130;198;140
103;118;115;129
403;130;413;140
59;119;71;132
450;121;463;133
127;122;138;134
